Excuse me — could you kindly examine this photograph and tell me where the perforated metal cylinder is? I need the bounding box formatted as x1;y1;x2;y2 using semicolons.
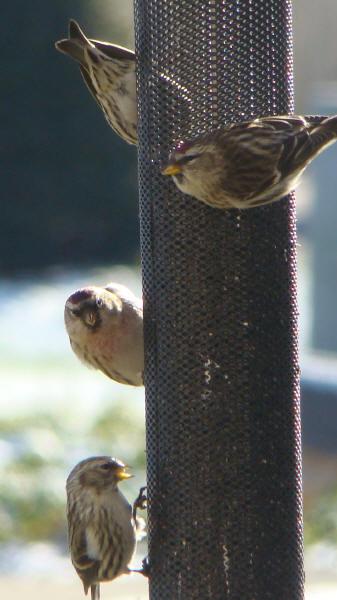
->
134;1;304;599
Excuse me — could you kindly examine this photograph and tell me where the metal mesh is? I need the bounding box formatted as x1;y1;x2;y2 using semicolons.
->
134;1;304;598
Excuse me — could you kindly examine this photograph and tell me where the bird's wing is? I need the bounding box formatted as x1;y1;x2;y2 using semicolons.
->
90;40;135;62
215;124;284;199
70;526;100;594
215;116;319;200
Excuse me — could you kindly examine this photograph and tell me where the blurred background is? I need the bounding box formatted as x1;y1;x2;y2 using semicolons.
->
1;1;337;598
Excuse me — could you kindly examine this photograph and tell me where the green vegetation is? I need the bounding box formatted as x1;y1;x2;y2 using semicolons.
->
304;485;337;546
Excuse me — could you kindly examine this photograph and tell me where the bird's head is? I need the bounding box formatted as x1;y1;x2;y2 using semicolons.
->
162;138;215;198
64;285;124;339
67;456;133;495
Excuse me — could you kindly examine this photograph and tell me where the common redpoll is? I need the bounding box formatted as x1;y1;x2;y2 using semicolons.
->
55;20;191;145
64;282;143;386
66;456;147;600
55;20;137;144
162;114;337;209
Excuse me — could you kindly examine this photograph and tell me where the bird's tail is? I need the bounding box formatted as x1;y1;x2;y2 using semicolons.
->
294;114;337;166
309;114;337;152
55;20;91;67
55;21;101;103
90;583;100;600
321;114;337;135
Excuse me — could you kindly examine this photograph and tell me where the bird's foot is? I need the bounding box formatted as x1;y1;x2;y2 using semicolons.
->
131;556;150;578
132;486;147;521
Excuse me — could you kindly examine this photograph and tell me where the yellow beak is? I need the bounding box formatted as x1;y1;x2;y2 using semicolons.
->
162;163;182;176
115;465;133;481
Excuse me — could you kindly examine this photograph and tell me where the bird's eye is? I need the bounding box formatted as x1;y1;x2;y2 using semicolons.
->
100;463;111;470
83;311;97;327
184;154;198;163
96;298;103;307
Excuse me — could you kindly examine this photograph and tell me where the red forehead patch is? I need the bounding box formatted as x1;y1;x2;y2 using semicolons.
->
175;139;192;154
68;289;93;304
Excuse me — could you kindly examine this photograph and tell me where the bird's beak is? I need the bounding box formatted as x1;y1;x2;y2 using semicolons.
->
162;163;181;176
115;465;133;481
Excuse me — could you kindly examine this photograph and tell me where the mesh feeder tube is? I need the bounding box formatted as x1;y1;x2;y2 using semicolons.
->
134;1;304;598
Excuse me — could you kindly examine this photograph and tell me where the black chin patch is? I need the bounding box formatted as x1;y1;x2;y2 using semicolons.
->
174;173;184;184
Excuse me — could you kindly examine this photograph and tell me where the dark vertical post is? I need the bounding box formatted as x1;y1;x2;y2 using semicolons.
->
134;1;304;599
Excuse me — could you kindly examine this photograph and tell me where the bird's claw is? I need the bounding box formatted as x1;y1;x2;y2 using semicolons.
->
138;556;150;577
133;486;147;521
129;556;149;578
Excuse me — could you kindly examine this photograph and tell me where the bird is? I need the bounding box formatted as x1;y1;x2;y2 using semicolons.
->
66;456;147;600
64;282;143;386
55;19;137;144
55;20;191;145
162;114;337;209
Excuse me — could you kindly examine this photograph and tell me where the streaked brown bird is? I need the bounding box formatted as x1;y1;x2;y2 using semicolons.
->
66;456;147;600
55;20;191;145
162;114;337;209
64;282;143;386
55;19;137;144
